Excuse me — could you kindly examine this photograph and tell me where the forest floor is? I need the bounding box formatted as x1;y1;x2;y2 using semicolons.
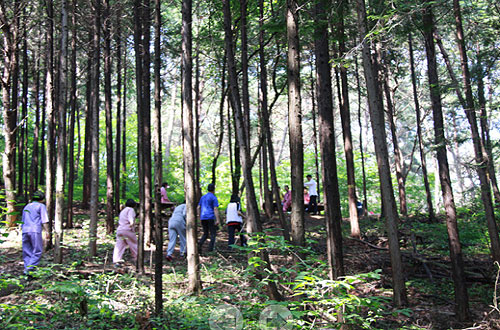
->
1;203;499;329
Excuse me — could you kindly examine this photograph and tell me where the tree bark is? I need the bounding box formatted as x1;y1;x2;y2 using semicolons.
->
182;0;202;293
286;0;305;248
380;54;407;216
19;28;28;200
452;0;500;265
259;0;290;241
140;0;153;250
355;57;368;215
45;0;56;247
114;6;123;215
355;0;407;307
54;0;69;263
89;0;101;257
153;0;163;314
422;0;469;320
408;32;434;222
104;0;115;235
29;41;42;197
315;0;345;279
66;0;78;229
476;46;500;206
0;1;20;228
337;0;360;237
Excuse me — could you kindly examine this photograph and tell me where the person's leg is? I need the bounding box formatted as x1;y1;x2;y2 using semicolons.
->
29;232;44;270
198;220;209;250
227;225;236;247
237;224;248;246
178;223;187;256
166;225;177;257
113;232;128;263
22;233;34;274
208;220;217;251
311;195;318;214
122;230;138;260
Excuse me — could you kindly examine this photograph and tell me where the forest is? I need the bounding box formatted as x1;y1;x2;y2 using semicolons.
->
0;0;499;328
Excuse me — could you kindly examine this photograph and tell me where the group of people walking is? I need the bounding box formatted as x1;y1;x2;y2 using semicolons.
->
111;182;247;266
20;176;321;274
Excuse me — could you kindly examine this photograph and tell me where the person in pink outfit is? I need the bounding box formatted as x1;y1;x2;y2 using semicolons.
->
160;182;171;204
303;188;310;206
113;199;139;265
282;185;292;212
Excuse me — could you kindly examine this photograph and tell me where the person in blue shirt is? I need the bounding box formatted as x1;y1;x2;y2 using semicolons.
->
197;183;220;252
21;191;49;275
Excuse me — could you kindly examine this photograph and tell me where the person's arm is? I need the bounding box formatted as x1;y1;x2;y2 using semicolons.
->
214;207;220;226
129;208;137;228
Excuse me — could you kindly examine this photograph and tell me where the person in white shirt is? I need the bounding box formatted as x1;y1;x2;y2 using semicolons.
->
113;199;139;265
304;175;318;214
226;195;247;248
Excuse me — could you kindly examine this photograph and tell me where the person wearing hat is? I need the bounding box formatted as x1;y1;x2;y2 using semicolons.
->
21;191;49;275
113;199;139;265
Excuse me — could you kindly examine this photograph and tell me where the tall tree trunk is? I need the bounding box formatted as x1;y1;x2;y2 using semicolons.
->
422;1;469;320
408;32;434;222
66;24;76;228
153;0;163;314
19;31;28;199
121;46;128;200
259;0;290;240
476;47;500;206
452;0;500;264
223;0;282;301
66;0;78;229
89;0;101;257
134;0;145;272
182;0;201;293
11;16;19;197
104;0;114;235
82;39;92;209
114;6;122;215
0;2;20;228
54;0;69;263
381;56;407;216
194;31;202;202
337;0;360;237
45;0;56;247
141;0;153;249
286;0;305;248
29;41;41;197
355;56;368;215
355;0;407;307
240;0;250;146
40;62;47;188
315;0;345;279
309;56;321;204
